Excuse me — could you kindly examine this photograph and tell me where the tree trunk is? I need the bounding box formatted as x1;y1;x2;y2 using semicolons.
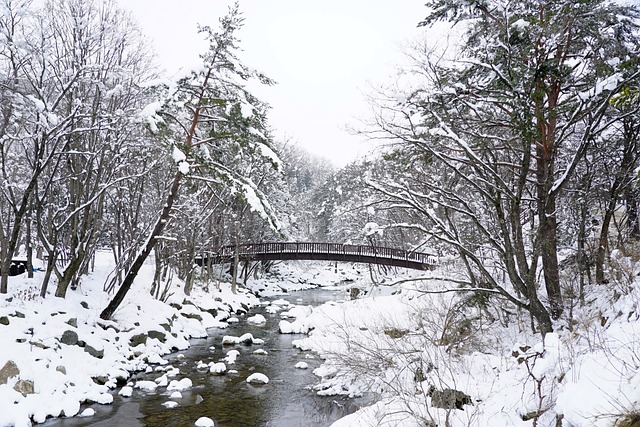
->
625;184;640;240
151;247;163;298
184;267;195;296
536;151;563;319
231;251;239;295
26;212;34;279
100;171;182;319
576;197;589;306
528;285;554;336
39;254;57;298
1;151;46;293
99;67;213;320
539;202;562;319
595;123;638;282
55;254;84;298
534;56;563;319
596;201;616;284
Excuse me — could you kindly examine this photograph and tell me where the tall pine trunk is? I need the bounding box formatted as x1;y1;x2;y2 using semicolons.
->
534;38;564;320
535;114;563;320
100;69;212;320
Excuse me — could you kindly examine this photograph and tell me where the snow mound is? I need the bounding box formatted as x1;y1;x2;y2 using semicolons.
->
279;318;310;334
162;401;179;409
221;333;264;345
224;350;240;364
79;408;95;417
247;314;266;324
195;417;215;426
135;381;158;392
167;378;192;391
119;386;133;397
246;373;269;384
209;362;227;375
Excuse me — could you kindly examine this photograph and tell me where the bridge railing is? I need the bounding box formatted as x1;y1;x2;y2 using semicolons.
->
215;242;437;266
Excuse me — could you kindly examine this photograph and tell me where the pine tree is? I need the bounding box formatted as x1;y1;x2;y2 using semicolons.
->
100;3;279;319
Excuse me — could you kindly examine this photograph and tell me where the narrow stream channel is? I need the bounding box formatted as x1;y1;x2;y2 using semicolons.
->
43;287;365;427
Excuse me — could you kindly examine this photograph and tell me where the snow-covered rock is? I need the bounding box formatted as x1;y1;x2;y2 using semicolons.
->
167;378;192;391
135;381;158;392
79;408;95;417
195;416;215;426
279;318;310;334
162;401;179;409
221;333;264;345
209;362;226;375
246;373;269;384
118;386;133;397
247;314;266;324
224;350;240;364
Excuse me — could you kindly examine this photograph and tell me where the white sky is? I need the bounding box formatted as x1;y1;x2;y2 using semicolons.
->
118;0;427;166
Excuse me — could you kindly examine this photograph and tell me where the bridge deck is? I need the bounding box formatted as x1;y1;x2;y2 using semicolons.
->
197;242;437;271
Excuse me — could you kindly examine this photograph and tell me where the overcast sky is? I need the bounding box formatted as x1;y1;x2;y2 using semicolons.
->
117;0;428;165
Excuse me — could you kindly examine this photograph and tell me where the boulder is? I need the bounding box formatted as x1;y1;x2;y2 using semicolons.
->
148;330;167;343
0;360;20;385
60;330;79;346
180;312;202;321
14;379;34;396
129;333;148;347
0;316;9;326
84;344;104;359
246;373;269;384
428;386;472;410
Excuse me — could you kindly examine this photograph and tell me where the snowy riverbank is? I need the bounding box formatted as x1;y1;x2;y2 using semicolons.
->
277;273;640;427
0;251;294;427
3;250;640;427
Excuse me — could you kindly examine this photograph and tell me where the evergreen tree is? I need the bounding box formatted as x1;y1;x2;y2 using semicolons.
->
100;3;279;319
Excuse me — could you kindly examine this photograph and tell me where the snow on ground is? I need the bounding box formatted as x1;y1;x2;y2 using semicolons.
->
270;263;640;427
0;250;260;427
3;252;640;427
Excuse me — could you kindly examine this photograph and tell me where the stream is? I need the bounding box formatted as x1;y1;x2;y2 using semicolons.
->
43;286;365;427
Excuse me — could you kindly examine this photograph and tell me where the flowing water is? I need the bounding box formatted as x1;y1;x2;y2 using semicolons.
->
44;287;365;427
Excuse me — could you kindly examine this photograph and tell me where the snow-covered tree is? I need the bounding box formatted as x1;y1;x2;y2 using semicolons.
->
0;0;154;295
367;0;640;333
99;3;281;319
271;140;334;240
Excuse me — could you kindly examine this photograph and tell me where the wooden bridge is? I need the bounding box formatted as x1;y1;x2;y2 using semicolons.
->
197;242;437;271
